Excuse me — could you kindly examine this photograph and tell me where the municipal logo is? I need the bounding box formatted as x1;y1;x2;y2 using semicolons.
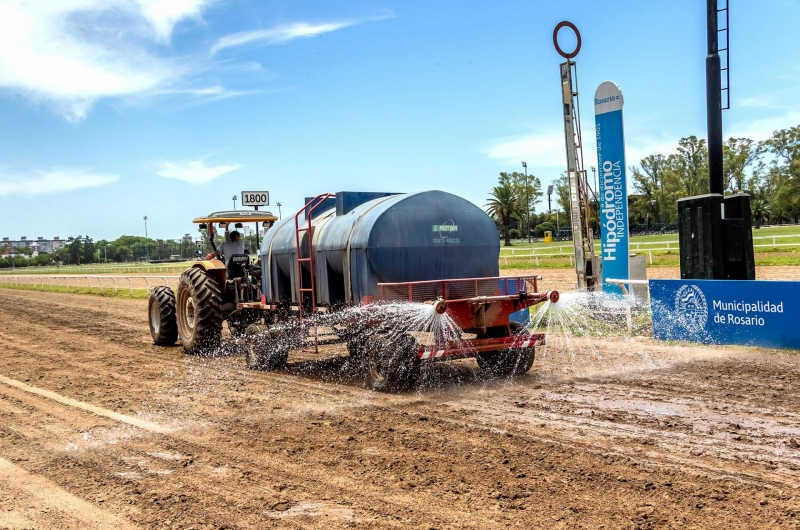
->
674;284;708;333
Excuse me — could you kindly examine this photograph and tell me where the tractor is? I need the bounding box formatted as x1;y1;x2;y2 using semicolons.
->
147;210;277;353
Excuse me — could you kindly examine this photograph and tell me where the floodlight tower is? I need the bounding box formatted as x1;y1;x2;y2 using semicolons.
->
553;21;599;291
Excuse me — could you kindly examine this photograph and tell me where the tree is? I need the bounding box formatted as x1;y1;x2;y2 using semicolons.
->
81;236;96;265
554;173;571;219
723;138;758;193
750;198;771;229
498;171;542;238
760;127;800;223
675;136;709;197
485;184;520;247
67;236;83;265
759;125;800;165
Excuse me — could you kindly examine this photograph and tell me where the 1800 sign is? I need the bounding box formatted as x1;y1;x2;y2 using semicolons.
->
241;191;269;207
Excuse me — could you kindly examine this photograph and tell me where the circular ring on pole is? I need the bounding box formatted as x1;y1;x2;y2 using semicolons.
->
553;21;581;59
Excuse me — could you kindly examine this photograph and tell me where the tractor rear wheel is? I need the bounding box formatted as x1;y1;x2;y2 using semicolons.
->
244;324;289;370
176;267;223;355
476;347;535;376
363;332;420;392
148;286;178;345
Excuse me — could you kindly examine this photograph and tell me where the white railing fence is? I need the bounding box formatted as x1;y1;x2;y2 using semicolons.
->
499;233;800;265
0;263;189;275
0;275;181;295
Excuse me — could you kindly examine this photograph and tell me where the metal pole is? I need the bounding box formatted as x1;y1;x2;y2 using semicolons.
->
254;205;260;253
277;202;282;220
232;195;238;210
522;161;530;243
707;0;724;195
143;216;149;261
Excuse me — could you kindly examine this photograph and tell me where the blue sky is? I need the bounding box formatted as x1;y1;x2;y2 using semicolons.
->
1;0;799;240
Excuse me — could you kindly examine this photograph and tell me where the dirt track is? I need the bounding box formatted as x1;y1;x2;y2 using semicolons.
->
0;288;799;529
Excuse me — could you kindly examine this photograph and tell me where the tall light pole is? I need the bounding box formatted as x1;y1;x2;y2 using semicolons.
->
232;195;237;210
276;202;282;219
143;215;149;262
521;161;530;243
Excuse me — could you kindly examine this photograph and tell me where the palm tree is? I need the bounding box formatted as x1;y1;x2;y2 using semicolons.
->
486;184;520;246
751;199;771;229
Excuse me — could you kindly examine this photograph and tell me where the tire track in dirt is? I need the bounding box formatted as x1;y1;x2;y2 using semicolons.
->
1;288;799;529
0;456;138;530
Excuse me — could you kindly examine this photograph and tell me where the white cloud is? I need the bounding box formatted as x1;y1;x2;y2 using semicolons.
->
211;13;394;55
0;169;118;196
0;0;217;120
157;158;241;184
728;111;800;142
134;0;211;43
212;22;354;55
484;128;686;170
484;131;566;167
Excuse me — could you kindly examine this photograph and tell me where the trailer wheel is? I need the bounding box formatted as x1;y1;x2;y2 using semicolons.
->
364;333;420;392
245;324;288;371
346;335;368;360
229;309;261;338
148;286;178;345
476;347;535;377
176;267;223;355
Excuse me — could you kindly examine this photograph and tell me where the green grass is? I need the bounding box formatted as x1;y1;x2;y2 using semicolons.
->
0;282;151;299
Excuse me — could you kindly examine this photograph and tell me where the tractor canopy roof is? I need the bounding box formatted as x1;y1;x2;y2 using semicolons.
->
193;210;278;223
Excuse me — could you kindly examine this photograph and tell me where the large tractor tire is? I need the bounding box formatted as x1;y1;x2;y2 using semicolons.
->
476;347;535;377
245;324;289;371
363;332;420;392
148;286;178;345
176;267;223;355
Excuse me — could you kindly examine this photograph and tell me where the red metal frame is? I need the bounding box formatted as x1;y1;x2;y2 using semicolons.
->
378;275;539;303
293;193;335;353
293;193;334;320
417;334;546;360
377;275;557;360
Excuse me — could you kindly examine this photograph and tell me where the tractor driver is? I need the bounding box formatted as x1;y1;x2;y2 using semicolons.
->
211;229;244;266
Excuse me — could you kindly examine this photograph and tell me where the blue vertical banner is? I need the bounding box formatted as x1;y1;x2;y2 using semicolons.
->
594;81;629;293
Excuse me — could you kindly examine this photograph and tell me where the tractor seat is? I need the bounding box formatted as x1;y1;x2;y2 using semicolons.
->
226;254;250;278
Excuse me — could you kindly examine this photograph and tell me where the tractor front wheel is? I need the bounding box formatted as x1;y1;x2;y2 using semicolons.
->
176;268;223;355
148;286;178;345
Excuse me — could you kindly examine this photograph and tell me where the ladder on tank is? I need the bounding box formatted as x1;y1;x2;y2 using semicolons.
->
293;193;335;352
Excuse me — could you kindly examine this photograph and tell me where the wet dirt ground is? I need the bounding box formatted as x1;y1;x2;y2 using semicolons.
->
0;287;798;529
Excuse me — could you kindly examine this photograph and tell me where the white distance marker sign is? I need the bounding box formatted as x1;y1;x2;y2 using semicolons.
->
241;191;269;207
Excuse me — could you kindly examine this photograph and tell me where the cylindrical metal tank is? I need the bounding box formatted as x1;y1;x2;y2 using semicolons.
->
260;190;501;305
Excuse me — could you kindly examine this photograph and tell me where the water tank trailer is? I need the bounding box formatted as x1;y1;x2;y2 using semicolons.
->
253;190;557;386
148;190;558;391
